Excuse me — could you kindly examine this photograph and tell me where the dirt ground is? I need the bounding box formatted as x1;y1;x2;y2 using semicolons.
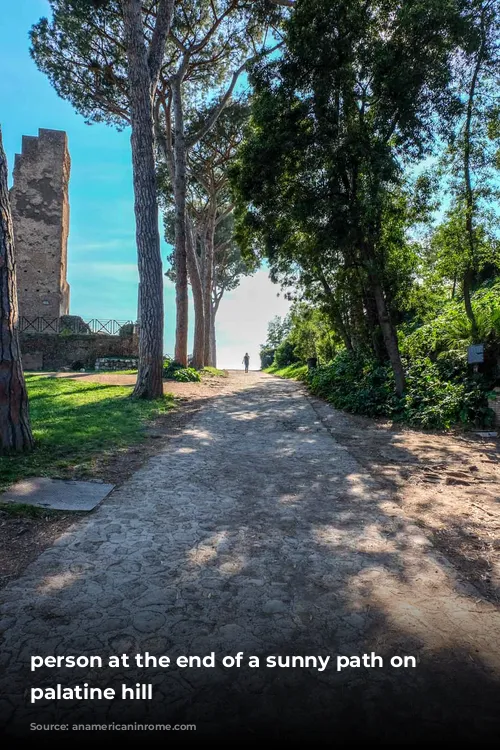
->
309;395;500;604
1;370;499;605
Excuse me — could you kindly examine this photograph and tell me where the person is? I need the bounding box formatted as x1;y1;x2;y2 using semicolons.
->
243;353;250;373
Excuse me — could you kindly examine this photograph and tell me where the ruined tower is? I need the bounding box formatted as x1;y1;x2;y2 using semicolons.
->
11;129;70;320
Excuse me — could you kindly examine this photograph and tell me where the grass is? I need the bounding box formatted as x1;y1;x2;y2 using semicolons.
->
202;366;228;377
0;375;174;492
265;363;309;381
103;369;138;375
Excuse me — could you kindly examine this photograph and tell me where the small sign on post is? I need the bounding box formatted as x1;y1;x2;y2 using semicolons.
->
467;344;484;364
467;344;484;365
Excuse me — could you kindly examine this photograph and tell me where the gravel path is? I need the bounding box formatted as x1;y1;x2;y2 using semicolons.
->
1;373;499;739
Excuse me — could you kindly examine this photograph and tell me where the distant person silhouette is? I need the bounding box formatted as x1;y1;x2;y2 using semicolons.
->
243;353;250;373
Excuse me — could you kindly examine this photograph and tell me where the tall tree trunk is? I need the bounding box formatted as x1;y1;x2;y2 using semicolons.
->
463;266;476;338
462;6;486;342
362;287;385;363
371;276;405;396
209;306;217;367
122;0;165;399
186;219;205;369
0;128;34;453
203;202;216;367
172;75;189;366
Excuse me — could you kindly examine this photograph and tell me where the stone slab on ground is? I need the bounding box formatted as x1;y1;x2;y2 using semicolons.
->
1;478;114;511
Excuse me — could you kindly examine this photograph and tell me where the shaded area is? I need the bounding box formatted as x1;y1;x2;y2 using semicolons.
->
0;375;499;739
307;394;500;604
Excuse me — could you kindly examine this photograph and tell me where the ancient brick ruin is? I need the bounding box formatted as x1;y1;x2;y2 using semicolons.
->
12;128;138;370
11;129;70;320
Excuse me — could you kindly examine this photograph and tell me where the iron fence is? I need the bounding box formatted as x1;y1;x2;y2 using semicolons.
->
18;317;135;336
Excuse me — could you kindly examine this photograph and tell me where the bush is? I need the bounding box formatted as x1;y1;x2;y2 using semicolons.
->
274;338;300;368
307;351;493;429
171;367;201;382
260;346;276;369
402;358;491;429
163;357;201;382
308;352;396;417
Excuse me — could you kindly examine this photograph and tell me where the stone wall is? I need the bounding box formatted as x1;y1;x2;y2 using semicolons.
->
19;333;138;371
10;129;70;320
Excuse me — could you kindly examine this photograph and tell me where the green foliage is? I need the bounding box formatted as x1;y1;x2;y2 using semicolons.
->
163;358;201;382
305;353;493;430
202;367;228;377
287;303;339;363
402;358;491;429
259;346;275;369
231;0;472;390
172;368;201;382
0;503;63;519
308;353;397;418
274;338;300;368
0;376;173;491
401;279;500;360
266;363;309;382
265;315;291;348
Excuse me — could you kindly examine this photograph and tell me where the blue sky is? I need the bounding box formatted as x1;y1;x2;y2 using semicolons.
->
1;1;290;368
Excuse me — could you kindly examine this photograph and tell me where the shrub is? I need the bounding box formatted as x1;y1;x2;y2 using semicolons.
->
260;346;275;369
308;352;396;417
402;358;491;429
163;357;183;379
171;367;201;382
306;351;493;429
163;357;200;382
274;338;300;368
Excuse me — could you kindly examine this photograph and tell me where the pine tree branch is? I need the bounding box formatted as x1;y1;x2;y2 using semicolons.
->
148;0;175;85
187;41;283;148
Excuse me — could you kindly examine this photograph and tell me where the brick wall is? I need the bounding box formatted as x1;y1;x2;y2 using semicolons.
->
20;333;138;371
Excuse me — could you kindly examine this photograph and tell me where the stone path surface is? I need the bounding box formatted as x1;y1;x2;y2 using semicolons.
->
1;373;500;739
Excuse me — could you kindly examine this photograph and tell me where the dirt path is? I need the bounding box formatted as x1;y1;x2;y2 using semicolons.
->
1;373;499;739
40;369;256;401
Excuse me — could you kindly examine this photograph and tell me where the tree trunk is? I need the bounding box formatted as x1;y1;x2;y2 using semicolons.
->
0;128;34;453
203;204;216;367
371;276;406;396
209;307;217;367
362;287;385;363
122;0;164;399
210;295;222;368
172;75;189;366
462;5;487;341
463;266;477;339
186;220;205;369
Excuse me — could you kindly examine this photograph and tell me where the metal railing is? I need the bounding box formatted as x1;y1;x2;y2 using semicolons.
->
19;317;135;336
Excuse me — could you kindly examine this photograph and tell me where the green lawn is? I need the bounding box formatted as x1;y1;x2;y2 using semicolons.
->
0;375;174;491
202;366;228;377
266;363;309;381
